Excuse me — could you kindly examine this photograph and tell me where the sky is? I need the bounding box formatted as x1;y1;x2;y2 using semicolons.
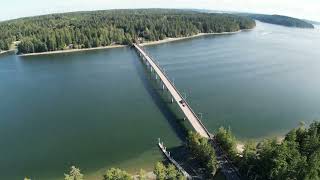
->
1;0;320;22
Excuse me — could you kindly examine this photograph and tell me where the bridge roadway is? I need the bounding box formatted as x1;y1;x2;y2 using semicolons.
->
133;43;210;138
133;43;240;180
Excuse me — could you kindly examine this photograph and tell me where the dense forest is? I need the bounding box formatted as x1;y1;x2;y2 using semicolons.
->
0;9;255;54
216;122;320;180
247;14;314;28
239;121;320;180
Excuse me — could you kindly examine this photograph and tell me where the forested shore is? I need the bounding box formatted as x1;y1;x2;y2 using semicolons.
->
215;121;320;180
18;31;243;56
0;9;255;54
31;121;319;180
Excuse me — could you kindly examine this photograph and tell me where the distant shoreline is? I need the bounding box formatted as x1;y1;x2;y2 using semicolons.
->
18;29;251;57
18;45;127;57
0;41;19;55
140;30;244;46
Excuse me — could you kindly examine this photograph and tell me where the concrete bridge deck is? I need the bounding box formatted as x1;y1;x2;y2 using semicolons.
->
133;43;210;138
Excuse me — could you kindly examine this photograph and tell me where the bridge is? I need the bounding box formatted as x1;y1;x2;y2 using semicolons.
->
133;43;211;138
133;43;240;180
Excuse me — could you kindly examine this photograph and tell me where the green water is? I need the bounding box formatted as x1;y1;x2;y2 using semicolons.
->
0;48;182;180
0;22;319;179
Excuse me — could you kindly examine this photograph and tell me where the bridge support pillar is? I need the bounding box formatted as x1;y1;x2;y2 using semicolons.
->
155;74;158;80
170;97;174;103
183;117;186;121
162;84;165;91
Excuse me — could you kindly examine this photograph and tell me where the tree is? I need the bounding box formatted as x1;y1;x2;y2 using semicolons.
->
239;141;257;177
305;148;320;180
47;33;57;51
216;127;237;158
0;40;5;50
206;154;218;176
153;162;185;180
64;166;84;180
186;131;218;177
154;162;166;180
166;164;179;180
103;168;132;180
138;169;147;180
18;38;34;54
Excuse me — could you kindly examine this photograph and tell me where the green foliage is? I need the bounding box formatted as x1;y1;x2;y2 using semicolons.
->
138;169;147;180
186;131;218;177
103;168;132;180
154;162;167;180
166;164;180;180
64;166;84;180
153;162;185;180
0;37;13;51
215;127;237;159
0;9;255;54
239;121;320;180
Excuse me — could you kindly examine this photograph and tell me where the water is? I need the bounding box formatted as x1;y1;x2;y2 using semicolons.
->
145;21;320;139
0;48;182;180
0;21;319;179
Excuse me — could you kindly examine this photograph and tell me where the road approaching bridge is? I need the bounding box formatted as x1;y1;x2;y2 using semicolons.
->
133;43;210;138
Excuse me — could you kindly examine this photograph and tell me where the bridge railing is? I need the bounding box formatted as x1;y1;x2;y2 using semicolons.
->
134;44;212;138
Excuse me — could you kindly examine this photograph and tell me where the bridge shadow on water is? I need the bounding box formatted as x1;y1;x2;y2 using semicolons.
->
131;49;227;180
132;50;188;142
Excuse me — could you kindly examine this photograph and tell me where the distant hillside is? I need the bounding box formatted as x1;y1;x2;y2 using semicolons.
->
193;10;314;29
304;19;320;25
248;14;314;28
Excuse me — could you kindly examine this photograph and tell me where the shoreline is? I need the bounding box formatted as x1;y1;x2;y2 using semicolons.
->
18;29;250;57
236;135;285;153
140;30;243;46
18;45;127;57
0;49;15;55
0;41;19;56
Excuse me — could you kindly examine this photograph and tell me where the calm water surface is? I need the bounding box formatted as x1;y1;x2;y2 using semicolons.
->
145;21;320;138
0;22;319;179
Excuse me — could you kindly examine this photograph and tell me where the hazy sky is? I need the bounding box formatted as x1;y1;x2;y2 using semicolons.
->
1;0;320;21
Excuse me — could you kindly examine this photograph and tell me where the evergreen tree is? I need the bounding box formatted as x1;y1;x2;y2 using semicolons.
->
64;166;84;180
103;168;132;180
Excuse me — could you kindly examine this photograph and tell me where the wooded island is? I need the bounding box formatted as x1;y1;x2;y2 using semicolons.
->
247;14;314;28
0;9;255;54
